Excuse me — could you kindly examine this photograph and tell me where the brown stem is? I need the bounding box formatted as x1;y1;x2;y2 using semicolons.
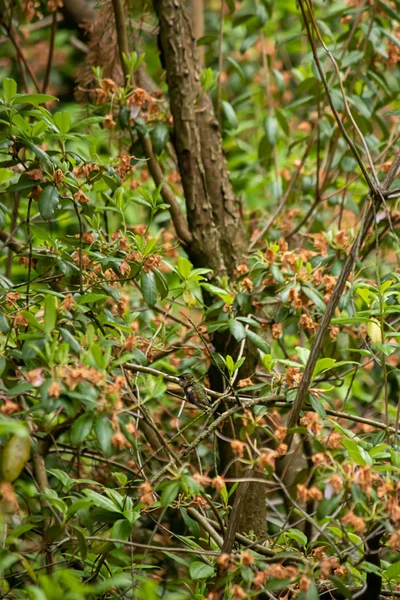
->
138;133;192;245
111;0;129;81
285;152;400;451
4;25;41;92
42;12;58;93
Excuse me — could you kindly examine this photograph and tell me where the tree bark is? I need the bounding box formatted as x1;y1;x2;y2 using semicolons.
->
152;0;267;540
153;0;246;278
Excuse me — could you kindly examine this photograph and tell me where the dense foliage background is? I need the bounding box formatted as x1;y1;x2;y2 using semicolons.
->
0;0;400;598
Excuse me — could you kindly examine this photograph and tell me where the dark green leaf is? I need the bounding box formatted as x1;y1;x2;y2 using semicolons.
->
153;267;169;300
229;319;246;341
264;116;278;144
38;185;59;219
60;328;82;353
222;101;238;129
302;285;326;312
161;481;180;508
70;414;93;445
13;93;57;106
141;270;158;307
246;329;270;354
328;576;353;599
95;414;113;456
17;138;53;170
111;519;133;542
189;561;215;580
3;78;17;102
44;294;56;335
150;122;169;155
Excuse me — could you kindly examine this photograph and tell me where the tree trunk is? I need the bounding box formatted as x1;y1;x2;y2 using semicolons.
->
153;0;246;278
152;0;267;541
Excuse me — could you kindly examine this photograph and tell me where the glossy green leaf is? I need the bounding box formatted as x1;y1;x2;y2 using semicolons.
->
229;319;246;341
189;561;215;580
44;294;56;335
161;481;180;508
70;414;94;445
141;270;158;307
38;185;59;219
53;111;71;134
3;78;17;102
150;122;169;155
13;93;57;106
246;329;270;354
222;101;238;129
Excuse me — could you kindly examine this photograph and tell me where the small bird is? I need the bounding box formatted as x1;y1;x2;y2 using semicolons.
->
178;373;210;409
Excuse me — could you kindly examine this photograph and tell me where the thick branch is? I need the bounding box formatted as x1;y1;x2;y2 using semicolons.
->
0;229;24;253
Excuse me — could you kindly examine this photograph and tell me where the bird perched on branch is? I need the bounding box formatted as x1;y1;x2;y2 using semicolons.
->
178;373;210;409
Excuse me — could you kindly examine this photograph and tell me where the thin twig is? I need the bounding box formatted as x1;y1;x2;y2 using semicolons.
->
42;11;58;93
284;152;400;451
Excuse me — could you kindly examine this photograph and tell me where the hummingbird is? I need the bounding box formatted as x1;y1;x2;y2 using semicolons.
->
178;373;210;409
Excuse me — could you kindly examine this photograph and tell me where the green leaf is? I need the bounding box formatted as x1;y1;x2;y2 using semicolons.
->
91;575;131;593
150;122;169;155
222;101;238;129
59;328;82;353
153;267;169;300
0;311;10;334
74;525;88;561
378;0;400;20
309;394;326;418
70;414;93;445
246;329;270;354
7;174;37;192
225;354;235;374
111;519;133;542
328;576;353;599
77;293;108;305
189;561;215;580
304;581;319;600
83;489;122;513
286;528;307;547
302;285;326;312
95;414;113;456
312;358;336;379
342;438;373;466
201;282;234;304
20;310;44;330
53;111;71;134
13;93;57;106
264;116;278;144
3;78;17;102
67;498;93;515
0;417;29;437
44;294;56;335
38;185;59;220
48;469;73;489
17;137;53;170
259;134;273;168
161;481;180;508
385;560;400;580
229;319;246;341
177;256;193;279
141;270;158;307
70;116;105;130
